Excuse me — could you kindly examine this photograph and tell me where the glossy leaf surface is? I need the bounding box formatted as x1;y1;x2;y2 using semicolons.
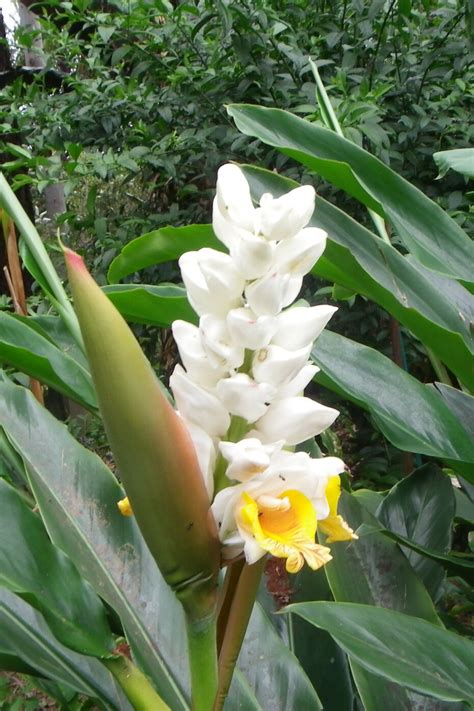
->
228;105;474;283
376;465;455;598
103;284;196;326
311;331;474;473
285;602;474;706
0;588;129;709
321;492;452;711
242;166;474;389
108;224;223;283
0;377;189;711
0;312;96;410
237;602;322;711
0;478;113;657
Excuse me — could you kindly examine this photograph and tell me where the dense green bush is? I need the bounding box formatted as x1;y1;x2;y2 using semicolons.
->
1;0;472;272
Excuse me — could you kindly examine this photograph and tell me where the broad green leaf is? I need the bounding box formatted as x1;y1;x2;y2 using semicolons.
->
433;148;474;179
454;488;474;524
311;331;474;475
0;479;113;657
284;602;474;706
432;384;474;439
376;465;455;598
107;225;223;283
31;315;89;369
353;489;385;515
0;650;38;675
0;588;130;709
289;566;355;711
226;670;261;710
321;492;451;711
242;166;474;388
0;377;189;710
0;312;96;410
237;602;322;710
228;105;474;283
102;283;196;326
0;377;258;710
357;524;474;586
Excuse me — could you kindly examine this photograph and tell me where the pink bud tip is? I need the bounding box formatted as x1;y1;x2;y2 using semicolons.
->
64;247;87;272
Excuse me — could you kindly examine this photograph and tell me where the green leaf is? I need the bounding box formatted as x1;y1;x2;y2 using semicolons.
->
228;105;474;284
289;566;355;711
376;465;455;598
0;377;280;710
433;148;474;179
357;524;474;586
227;671;261;710
321;492;452;710
311;331;474;473
0;478;113;657
107;225;223;283
0;588;129;709
284;602;474;706
237;602;322;710
241;165;474;389
0;312;97;410
454;488;474;524
432;384;474;440
0;377;189;710
103;284;197;326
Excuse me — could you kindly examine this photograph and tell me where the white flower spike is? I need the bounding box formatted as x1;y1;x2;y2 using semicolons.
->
170;163;356;572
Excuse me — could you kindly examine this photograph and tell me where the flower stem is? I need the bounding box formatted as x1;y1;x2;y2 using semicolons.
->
186;614;218;710
213;558;266;711
104;654;170;710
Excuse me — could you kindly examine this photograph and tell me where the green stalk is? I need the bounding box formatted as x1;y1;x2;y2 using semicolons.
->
0;173;84;350
213;559;266;711
425;346;453;387
104;655;170;711
310;59;392;246
186;614;218;710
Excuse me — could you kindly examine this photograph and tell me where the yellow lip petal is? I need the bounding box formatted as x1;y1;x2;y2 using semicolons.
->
117;496;133;517
239;490;332;573
319;475;358;543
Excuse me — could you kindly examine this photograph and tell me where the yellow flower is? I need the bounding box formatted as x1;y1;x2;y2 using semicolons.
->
117;496;133;517
239;490;332;573
318;476;357;543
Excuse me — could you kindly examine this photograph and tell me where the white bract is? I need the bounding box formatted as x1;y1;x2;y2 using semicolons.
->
170;163;357;573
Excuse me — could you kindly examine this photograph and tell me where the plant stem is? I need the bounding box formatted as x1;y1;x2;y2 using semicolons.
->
186;614;219;711
213;558;265;711
425;346;453;387
104;655;170;711
217;558;245;653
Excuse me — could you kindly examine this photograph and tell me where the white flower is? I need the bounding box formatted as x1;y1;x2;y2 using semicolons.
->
245;271;303;316
257;186;315;241
226;307;277;351
275;364;320;399
169;163;352;574
252;344;311;388
172;320;226;387
179;249;244;317
254;397;339;445
216;374;276;423
214;163;255;235
272;305;337;350
218;437;281;482
200;314;245;371
170;365;230;437
212;452;347;571
273;227;327;276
